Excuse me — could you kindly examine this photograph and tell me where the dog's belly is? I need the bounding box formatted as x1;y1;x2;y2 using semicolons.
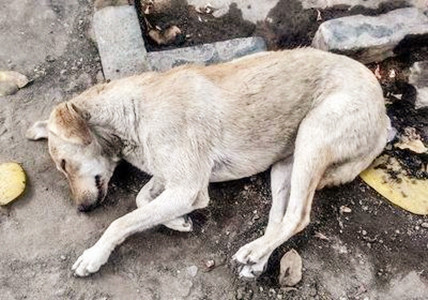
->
209;146;293;182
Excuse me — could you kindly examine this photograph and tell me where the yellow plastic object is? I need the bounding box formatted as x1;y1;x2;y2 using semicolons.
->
360;155;428;215
0;162;26;205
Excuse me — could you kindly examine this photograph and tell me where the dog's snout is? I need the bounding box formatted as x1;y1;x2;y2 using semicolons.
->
77;202;96;212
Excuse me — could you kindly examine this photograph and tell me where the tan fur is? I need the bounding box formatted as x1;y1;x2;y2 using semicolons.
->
49;103;93;146
27;48;389;278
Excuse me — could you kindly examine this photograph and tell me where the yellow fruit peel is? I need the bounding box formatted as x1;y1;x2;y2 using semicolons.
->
360;155;428;215
0;162;26;206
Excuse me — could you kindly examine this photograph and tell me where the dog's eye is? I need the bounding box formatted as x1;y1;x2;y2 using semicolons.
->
60;159;67;172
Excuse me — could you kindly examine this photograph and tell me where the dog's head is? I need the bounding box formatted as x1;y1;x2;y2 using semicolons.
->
26;102;119;212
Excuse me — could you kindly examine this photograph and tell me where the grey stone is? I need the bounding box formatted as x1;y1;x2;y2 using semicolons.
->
186;265;198;277
312;8;428;63
278;249;302;287
93;6;149;80
409;61;428;109
300;0;426;10
147;37;267;72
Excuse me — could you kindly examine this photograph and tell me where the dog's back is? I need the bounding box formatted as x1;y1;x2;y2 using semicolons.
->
148;49;386;181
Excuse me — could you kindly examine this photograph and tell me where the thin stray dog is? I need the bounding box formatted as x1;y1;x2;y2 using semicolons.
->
27;48;389;278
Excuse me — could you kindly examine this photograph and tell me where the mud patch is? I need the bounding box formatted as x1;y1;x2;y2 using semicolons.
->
135;0;255;51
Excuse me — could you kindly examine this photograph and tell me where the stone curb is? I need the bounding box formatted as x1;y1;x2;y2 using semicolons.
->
93;6;150;80
93;5;266;80
147;37;267;72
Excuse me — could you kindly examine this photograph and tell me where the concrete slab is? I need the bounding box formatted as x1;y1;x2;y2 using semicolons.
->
93;6;149;80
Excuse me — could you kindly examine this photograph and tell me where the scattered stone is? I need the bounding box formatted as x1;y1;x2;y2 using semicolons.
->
362;230;367;236
278;249;303;287
0;71;29;96
312;8;428;63
421;222;428;228
340;205;352;214
409;61;428;109
186;265;198;277
203;259;215;272
60;255;66;261
45;55;56;62
93;6;149;80
314;231;329;241
147;37;267;72
0;81;19;96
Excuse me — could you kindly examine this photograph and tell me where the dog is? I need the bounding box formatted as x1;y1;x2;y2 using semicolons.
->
26;48;389;278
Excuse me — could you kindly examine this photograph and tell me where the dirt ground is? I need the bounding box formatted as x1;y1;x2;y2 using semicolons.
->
1;1;428;300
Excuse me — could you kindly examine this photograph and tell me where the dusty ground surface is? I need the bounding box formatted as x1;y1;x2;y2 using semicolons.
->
1;1;428;300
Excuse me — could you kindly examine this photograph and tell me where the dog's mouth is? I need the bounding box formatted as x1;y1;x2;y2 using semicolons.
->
95;175;107;203
76;176;107;212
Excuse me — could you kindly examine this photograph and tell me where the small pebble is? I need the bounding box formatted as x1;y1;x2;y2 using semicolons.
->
204;259;215;271
45;55;55;62
186;265;198;277
60;255;66;261
340;205;352;213
420;222;428;228
362;230;367;236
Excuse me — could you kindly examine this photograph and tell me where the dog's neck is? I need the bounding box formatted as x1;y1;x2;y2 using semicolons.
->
72;95;143;161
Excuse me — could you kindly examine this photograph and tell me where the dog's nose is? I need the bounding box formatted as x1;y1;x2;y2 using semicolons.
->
77;203;96;212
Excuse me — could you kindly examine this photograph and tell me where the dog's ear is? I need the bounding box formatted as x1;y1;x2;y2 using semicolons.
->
48;102;93;146
26;120;49;140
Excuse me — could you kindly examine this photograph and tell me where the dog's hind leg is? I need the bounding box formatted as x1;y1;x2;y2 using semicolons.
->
136;176;193;232
238;156;294;278
234;93;387;278
233;134;327;278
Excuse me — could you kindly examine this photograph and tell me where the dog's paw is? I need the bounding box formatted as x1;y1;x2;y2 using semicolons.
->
233;239;266;265
237;255;269;280
163;215;193;232
232;238;271;279
72;246;110;277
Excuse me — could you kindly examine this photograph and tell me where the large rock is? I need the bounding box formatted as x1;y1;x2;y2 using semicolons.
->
312;8;428;63
409;61;428;109
93;6;150;80
147;37;267;72
300;0;426;10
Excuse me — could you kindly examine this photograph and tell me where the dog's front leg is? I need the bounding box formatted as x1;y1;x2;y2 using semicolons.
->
136;177;193;232
72;186;206;277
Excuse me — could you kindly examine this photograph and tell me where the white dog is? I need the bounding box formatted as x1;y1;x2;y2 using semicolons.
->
27;48;389;278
